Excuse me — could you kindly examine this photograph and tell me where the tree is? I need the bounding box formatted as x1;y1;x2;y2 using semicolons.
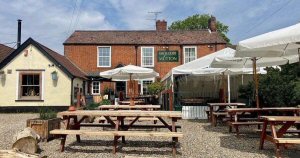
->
168;14;230;43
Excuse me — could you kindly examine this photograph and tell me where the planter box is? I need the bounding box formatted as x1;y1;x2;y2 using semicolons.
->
26;118;60;141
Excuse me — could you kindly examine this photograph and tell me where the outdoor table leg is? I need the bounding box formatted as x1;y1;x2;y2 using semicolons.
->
61;116;70;152
171;117;177;157
209;106;213;123
120;117;126;144
259;119;268;150
113;117;120;154
73;116;81;143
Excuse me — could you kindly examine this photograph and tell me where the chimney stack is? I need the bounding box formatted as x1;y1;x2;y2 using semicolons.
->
17;19;22;48
156;20;167;31
208;16;217;32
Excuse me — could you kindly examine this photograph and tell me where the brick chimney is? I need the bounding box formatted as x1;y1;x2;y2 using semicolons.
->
208;16;217;32
156;20;167;31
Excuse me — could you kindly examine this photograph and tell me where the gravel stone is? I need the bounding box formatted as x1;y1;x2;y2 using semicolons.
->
0;114;299;158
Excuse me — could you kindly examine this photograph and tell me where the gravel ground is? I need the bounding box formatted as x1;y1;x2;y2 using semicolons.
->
0;113;299;158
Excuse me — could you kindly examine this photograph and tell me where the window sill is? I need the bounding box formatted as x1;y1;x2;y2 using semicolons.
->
15;99;44;102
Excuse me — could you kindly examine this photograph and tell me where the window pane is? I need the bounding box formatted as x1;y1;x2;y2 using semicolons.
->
184;47;196;63
142;47;153;66
98;47;111;66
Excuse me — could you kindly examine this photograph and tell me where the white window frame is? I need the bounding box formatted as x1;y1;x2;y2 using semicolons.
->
139;78;155;95
141;46;154;67
97;46;111;67
183;46;197;64
91;81;100;95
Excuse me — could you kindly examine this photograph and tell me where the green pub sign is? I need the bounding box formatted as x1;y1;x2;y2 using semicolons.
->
157;50;179;62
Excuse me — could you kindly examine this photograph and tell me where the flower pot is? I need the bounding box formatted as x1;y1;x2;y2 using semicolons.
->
26;118;60;141
68;105;76;111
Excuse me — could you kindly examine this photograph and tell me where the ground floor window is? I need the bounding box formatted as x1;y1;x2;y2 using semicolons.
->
139;79;153;95
19;72;42;100
91;81;100;95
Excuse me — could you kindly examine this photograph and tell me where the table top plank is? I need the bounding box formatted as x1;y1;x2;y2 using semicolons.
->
208;103;246;107
226;107;300;113
261;116;300;122
99;105;161;109
58;110;182;118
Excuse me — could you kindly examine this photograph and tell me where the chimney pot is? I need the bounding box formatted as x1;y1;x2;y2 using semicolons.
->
156;20;167;31
17;19;22;48
208;16;217;32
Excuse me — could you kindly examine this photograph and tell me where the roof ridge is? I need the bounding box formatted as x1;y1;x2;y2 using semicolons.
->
73;29;210;32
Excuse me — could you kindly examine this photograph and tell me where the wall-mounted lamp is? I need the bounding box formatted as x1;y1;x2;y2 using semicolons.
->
207;45;214;48
51;71;58;80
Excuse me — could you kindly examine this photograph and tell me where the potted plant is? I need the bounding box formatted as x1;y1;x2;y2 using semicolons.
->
26;108;60;141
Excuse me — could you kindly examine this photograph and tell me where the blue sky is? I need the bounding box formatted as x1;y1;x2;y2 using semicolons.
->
0;0;299;54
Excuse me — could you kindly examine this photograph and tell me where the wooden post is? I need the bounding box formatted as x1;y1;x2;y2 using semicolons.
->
222;72;226;103
253;57;260;108
169;89;173;111
129;74;134;106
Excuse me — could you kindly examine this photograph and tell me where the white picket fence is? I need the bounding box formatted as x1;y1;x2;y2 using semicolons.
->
182;106;209;119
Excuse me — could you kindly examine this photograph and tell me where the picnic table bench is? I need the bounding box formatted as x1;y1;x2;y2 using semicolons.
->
119;100;145;105
50;110;183;157
207;103;246;126
226;107;300;136
259;116;300;158
98;105;161;110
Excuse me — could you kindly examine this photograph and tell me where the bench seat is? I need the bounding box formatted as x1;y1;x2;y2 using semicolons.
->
50;129;183;137
274;138;300;144
50;129;183;156
227;121;263;136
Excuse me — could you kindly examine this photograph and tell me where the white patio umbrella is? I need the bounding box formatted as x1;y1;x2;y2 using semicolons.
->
210;55;299;107
236;22;300;58
100;64;159;106
229;23;300;108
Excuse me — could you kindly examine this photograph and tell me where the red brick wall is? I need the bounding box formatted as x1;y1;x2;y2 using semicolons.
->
65;44;226;78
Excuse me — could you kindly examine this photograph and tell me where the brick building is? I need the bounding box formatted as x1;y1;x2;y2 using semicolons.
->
64;17;227;97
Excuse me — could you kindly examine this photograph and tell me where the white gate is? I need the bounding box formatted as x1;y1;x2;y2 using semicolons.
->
182;106;209;119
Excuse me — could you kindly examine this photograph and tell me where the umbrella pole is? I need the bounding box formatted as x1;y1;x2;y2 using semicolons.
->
222;72;226;103
129;74;134;106
253;57;260;108
227;74;231;103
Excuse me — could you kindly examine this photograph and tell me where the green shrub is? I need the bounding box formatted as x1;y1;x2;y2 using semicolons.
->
148;82;165;95
86;102;100;110
39;108;57;120
100;99;111;105
259;64;300;107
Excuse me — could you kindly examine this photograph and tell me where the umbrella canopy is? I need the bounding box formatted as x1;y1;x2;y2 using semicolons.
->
192;67;266;76
211;54;299;68
236;22;300;57
100;64;159;80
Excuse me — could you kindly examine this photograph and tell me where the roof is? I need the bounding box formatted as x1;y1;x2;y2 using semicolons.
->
0;44;14;64
0;38;87;79
64;30;227;45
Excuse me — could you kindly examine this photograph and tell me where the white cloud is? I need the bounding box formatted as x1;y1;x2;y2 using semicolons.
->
0;0;114;53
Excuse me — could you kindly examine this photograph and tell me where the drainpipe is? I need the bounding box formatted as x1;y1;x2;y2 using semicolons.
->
70;78;74;105
17;19;22;48
135;45;138;66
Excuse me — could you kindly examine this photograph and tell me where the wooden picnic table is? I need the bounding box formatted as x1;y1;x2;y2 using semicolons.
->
207;103;246;123
225;107;300;136
53;110;182;156
259;116;300;158
98;105;161;110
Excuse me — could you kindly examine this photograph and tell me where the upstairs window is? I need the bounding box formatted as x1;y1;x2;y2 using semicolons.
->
184;46;197;63
141;47;154;67
98;46;111;67
19;72;42;100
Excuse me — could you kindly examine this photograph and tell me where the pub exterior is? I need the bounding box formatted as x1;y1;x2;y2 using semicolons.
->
64;17;227;102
